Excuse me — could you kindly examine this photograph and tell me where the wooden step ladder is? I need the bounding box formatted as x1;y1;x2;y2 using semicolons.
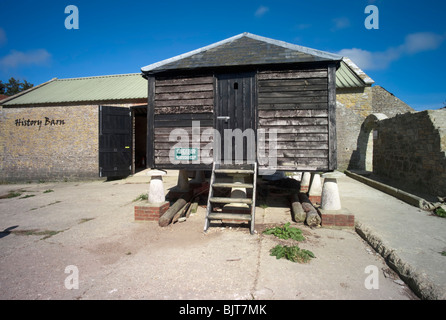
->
204;162;257;234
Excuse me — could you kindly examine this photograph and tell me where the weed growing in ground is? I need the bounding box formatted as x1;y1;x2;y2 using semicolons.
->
270;245;315;263
79;218;94;224
12;229;64;240
0;191;22;199
20;194;35;199
133;193;148;202
263;223;315;263
435;207;446;218
263;222;305;241
43;189;54;193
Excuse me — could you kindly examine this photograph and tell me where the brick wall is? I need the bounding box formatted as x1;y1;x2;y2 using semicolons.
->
374;110;446;197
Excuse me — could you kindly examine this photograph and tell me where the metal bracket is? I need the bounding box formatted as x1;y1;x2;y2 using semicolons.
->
217;116;230;122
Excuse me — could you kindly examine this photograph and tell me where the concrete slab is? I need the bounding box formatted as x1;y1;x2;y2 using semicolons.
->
337;175;446;300
0;171;420;301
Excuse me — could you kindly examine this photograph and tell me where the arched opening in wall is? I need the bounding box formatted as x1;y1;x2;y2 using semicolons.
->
358;113;388;172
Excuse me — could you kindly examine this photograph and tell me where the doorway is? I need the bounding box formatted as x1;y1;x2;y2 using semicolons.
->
132;106;147;173
215;72;256;164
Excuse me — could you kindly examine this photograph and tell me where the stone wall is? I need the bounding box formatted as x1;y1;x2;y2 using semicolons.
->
335;85;414;171
372;86;414;116
374;110;446;197
336;87;373;171
0;105;99;182
0;102;144;182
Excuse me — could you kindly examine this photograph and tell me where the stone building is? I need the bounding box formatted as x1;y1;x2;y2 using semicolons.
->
0;74;147;182
335;58;414;171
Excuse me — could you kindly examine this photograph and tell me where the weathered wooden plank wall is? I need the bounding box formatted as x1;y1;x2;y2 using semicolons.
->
153;75;214;166
257;68;330;171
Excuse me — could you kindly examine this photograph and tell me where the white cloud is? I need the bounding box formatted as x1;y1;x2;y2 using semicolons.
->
0;28;6;46
255;5;269;18
0;49;51;70
401;32;444;54
337;32;445;70
331;17;350;31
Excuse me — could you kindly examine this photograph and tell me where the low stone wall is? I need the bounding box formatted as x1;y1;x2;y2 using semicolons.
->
374;110;446;197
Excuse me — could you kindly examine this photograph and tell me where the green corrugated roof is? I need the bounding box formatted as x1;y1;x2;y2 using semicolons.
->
336;58;374;88
2;73;147;106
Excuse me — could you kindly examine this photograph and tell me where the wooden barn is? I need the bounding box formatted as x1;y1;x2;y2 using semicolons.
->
141;33;341;173
140;33;342;233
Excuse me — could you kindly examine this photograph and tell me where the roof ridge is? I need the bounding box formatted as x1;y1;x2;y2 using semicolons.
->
1;78;57;105
141;32;342;73
56;73;141;81
243;33;343;61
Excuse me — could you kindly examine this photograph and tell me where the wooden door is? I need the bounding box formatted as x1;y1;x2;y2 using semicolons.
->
215;72;256;163
99;106;132;177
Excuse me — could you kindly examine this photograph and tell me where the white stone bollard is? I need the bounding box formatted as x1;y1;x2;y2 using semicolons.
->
292;172;302;182
309;173;322;204
146;169;167;204
177;169;190;192
300;172;311;193
321;178;342;211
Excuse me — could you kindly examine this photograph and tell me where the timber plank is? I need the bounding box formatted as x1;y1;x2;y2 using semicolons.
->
258;118;328;126
156;76;213;86
257;126;329;134
155;98;214;107
257;70;327;80
155;84;213;93
258;110;328;118
258;103;328;110
258;96;328;104
154;105;213;114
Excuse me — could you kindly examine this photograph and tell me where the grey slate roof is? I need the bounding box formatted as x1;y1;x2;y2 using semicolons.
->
141;33;343;74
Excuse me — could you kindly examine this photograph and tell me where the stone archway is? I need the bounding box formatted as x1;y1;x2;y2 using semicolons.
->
358;113;388;171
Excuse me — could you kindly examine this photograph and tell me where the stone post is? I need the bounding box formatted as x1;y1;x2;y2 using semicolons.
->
134;169;170;222
147;169;167;203
319;172;354;229
300;172;311;193
308;173;322;205
177;169;190;192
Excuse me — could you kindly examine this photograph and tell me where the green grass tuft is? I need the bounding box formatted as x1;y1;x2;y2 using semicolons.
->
263;222;305;241
435;207;446;218
133;193;148;202
270;245;315;263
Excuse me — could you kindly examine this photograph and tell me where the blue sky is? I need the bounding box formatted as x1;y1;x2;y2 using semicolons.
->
0;0;445;110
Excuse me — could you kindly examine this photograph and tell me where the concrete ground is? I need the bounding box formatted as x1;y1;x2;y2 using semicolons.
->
338;176;446;300
0;170;424;300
